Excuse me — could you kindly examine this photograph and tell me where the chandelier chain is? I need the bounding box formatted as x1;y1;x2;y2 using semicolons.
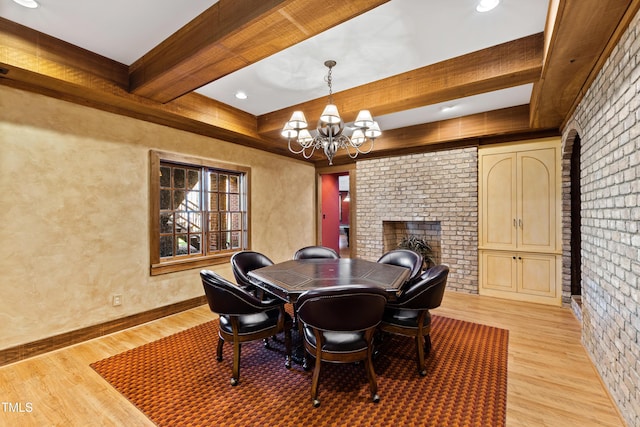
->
325;65;334;104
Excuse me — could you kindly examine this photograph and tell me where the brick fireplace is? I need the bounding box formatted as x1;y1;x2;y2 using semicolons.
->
356;148;479;293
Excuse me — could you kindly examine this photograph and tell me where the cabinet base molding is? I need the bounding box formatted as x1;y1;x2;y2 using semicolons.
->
480;286;562;306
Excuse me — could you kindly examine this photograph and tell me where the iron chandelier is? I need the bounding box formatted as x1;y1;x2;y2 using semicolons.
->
281;60;381;165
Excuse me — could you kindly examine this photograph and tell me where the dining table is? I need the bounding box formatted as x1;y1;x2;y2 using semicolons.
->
248;257;411;367
247;257;411;303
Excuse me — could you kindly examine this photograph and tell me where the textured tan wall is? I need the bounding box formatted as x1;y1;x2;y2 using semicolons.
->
0;85;316;349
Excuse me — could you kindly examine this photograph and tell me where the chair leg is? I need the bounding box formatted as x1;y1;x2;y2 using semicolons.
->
365;349;380;403
416;335;426;376
216;337;224;362
284;325;292;369
302;354;311;371
424;334;432;357
231;341;241;386
311;347;322;407
300;321;312;371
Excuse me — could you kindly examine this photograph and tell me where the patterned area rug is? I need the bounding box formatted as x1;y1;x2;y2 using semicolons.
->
91;315;508;426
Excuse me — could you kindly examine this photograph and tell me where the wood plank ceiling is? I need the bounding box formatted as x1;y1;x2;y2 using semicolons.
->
1;0;639;166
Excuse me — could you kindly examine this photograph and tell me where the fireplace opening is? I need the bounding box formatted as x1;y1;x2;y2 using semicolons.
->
383;221;442;267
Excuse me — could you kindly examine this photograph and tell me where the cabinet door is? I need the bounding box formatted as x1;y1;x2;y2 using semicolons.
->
480;152;517;250
517;253;557;298
517;148;558;252
480;251;517;292
481;251;560;305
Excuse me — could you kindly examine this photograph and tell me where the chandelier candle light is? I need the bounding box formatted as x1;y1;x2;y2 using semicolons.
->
282;60;381;165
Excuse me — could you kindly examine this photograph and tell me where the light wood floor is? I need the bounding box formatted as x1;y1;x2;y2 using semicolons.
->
0;292;625;427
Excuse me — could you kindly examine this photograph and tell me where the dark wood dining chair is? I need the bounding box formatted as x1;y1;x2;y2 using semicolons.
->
296;285;388;407
200;270;292;386
377;249;424;284
378;265;449;376
293;245;339;260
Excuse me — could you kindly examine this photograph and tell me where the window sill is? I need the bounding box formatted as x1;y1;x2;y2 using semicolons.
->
151;254;233;276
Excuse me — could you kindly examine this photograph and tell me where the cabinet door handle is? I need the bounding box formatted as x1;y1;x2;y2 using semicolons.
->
513;218;517;227
519;219;523;228
512;256;516;260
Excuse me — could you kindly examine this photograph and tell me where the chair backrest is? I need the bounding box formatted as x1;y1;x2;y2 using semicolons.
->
200;270;267;315
231;251;274;287
296;285;388;332
293;246;340;260
377;249;424;282
393;265;449;310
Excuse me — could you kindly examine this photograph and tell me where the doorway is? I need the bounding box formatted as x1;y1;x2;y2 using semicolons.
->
570;134;582;297
318;166;355;258
320;174;341;254
337;174;351;257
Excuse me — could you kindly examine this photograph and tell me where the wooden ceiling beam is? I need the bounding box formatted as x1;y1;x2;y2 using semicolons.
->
530;0;640;129
314;105;537;165
129;0;390;103
0;15;550;164
0;18;264;145
378;105;535;150
257;33;544;137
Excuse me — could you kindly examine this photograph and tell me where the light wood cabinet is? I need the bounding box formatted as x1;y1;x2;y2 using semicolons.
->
480;250;561;305
479;138;562;306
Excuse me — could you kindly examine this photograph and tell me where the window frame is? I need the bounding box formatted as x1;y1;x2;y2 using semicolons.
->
150;150;251;276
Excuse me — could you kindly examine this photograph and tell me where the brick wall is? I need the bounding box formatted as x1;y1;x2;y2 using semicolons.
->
356;148;478;293
563;10;640;426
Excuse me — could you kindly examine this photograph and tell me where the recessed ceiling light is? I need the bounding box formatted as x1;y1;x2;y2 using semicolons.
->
235;91;248;100
13;0;39;8
476;0;499;12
